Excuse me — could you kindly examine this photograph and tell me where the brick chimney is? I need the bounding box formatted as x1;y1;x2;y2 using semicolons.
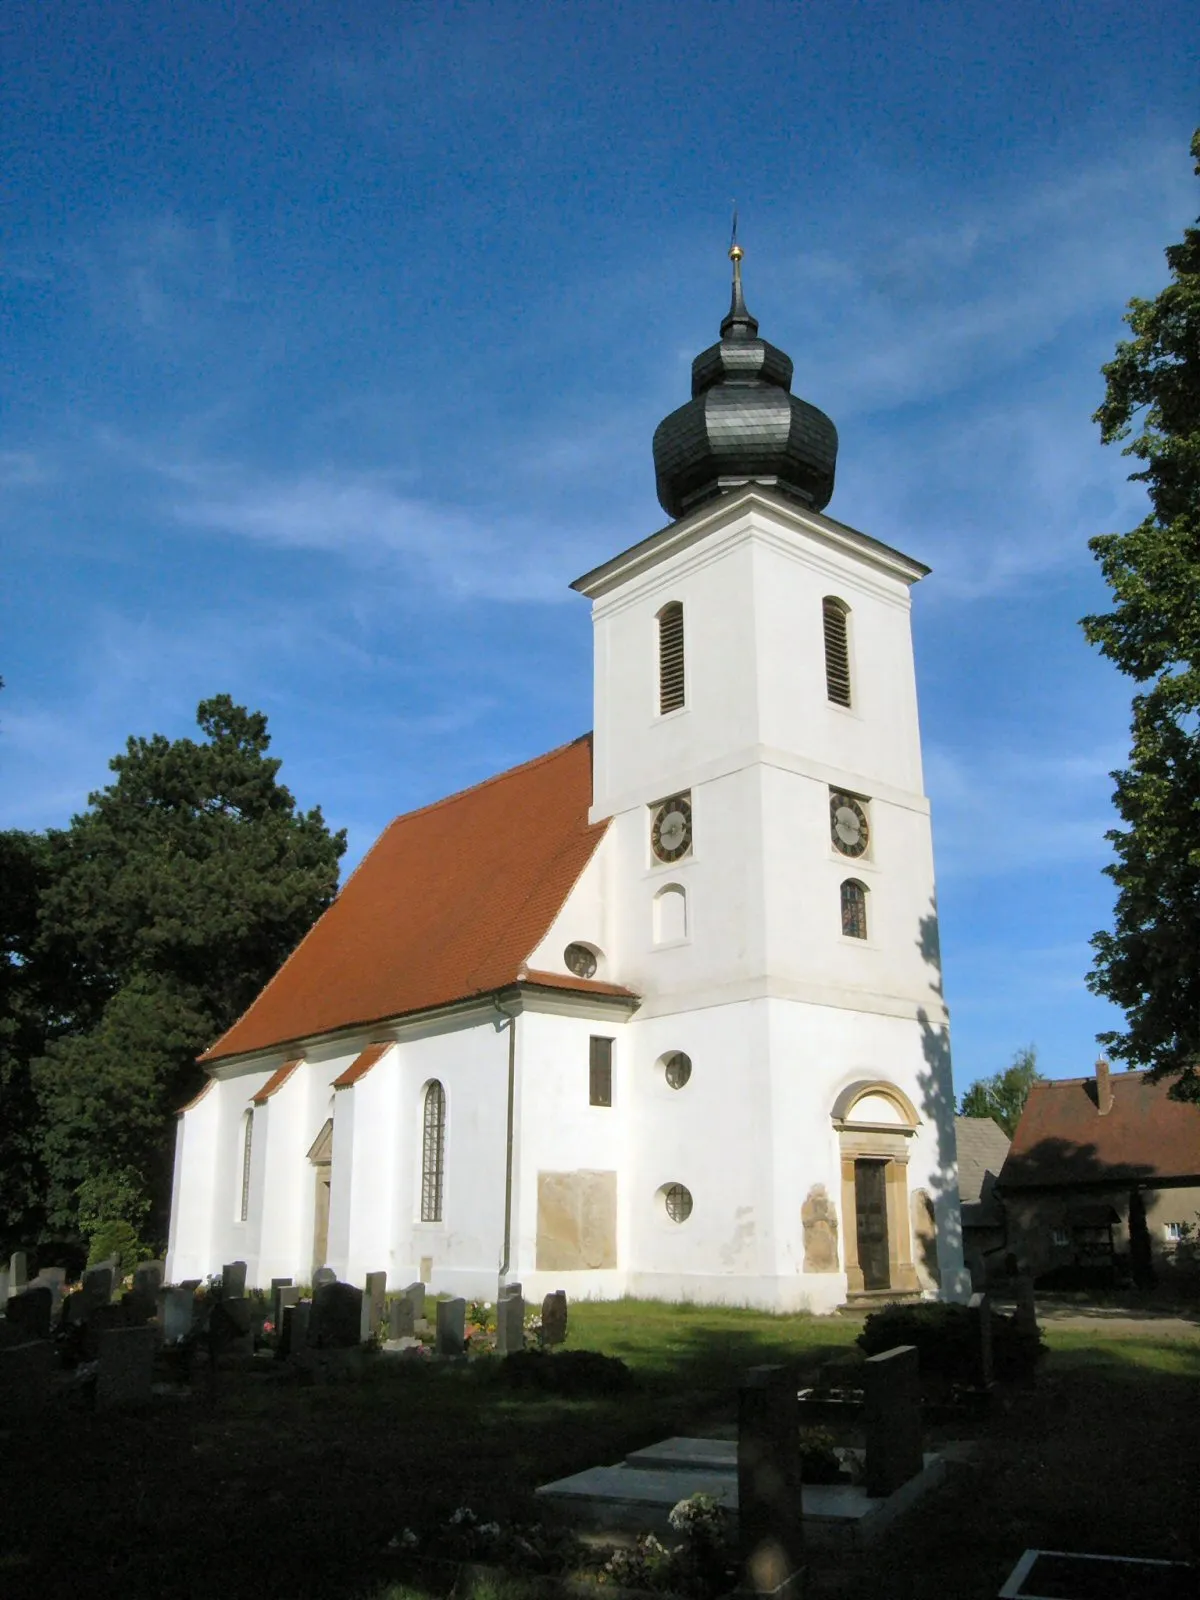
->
1095;1056;1114;1115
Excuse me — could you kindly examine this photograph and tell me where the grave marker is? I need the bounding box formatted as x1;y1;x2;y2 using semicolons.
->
0;1340;53;1416
362;1272;387;1340
403;1281;425;1320
9;1251;28;1293
0;1268;8;1303
864;1344;923;1496
133;1261;164;1298
968;1292;994;1389
496;1292;525;1355
738;1364;804;1597
279;1300;311;1360
159;1287;196;1343
96;1326;156;1409
27;1272;65;1320
6;1286;52;1342
274;1284;300;1331
388;1297;414;1339
221;1260;248;1300
436;1297;466;1356
80;1264;114;1315
311;1282;363;1349
313;1266;337;1290
541;1290;568;1347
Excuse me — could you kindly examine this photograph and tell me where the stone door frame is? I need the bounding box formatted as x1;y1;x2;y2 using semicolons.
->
832;1081;921;1296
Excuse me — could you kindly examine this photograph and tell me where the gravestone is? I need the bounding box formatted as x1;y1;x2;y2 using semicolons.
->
541;1290;568;1347
6;1287;52;1342
362;1272;387;1340
436;1297;467;1356
310;1282;363;1349
9;1251;28;1293
968;1292;994;1389
27;1272;65;1320
801;1184;840;1273
221;1260;248;1300
96;1326;156;1410
496;1292;525;1355
279;1300;311;1360
501;1280;522;1300
159;1287;196;1343
864;1344;923;1496
1013;1274;1038;1340
133;1261;165;1298
80;1264;114;1316
738;1364;804;1597
403;1281;425;1320
313;1266;337;1290
180;1279;202;1291
273;1285;300;1331
271;1276;293;1291
388;1297;414;1339
121;1283;158;1325
0;1268;8;1303
0;1340;53;1416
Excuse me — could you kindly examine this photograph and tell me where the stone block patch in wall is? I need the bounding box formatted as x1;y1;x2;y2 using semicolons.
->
802;1183;840;1272
536;1170;617;1271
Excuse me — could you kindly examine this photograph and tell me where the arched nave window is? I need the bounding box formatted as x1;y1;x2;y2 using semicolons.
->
658;601;685;713
420;1080;446;1223
822;596;852;707
239;1109;254;1223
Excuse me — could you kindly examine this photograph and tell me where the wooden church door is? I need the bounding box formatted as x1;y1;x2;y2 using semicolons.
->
854;1159;890;1290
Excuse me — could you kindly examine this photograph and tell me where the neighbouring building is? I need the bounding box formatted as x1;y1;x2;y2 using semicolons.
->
954;1115;1011;1288
998;1058;1200;1283
166;246;970;1312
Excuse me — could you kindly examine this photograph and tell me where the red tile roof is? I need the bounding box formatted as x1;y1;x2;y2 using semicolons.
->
333;1042;392;1089
999;1070;1200;1189
251;1058;303;1104
520;969;639;1000
200;735;611;1063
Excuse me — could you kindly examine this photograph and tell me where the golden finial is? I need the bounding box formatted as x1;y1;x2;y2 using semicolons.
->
729;202;742;261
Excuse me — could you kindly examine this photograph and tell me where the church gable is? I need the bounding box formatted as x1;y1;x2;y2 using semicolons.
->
201;734;608;1063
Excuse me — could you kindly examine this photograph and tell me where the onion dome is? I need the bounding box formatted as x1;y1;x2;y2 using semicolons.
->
652;244;838;520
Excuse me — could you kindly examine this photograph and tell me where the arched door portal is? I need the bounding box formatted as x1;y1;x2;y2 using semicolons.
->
832;1082;922;1297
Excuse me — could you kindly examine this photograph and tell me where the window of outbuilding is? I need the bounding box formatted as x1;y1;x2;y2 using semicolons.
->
590;1037;613;1107
420;1080;446;1223
822;597;852;707
841;879;868;940
658;602;685;713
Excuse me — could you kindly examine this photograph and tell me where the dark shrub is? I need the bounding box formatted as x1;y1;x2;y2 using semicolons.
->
501;1348;633;1396
857;1301;1043;1382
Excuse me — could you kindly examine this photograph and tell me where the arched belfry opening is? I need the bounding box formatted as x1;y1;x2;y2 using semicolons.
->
831;1081;922;1298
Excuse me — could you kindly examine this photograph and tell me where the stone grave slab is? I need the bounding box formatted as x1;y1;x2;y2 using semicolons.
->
864;1344;922;1496
273;1284;300;1331
0;1340;53;1415
221;1260;248;1300
96;1326;156;1410
6;1286;52;1342
9;1251;28;1292
0;1268;9;1302
363;1272;387;1340
496;1292;525;1355
403;1281;425;1319
998;1549;1196;1600
279;1300;311;1360
436;1297;466;1356
541;1290;568;1346
133;1261;165;1298
159;1287;195;1343
80;1264;113;1315
388;1297;415;1339
311;1282;363;1348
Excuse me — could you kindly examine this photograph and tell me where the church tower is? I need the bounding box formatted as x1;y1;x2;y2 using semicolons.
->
572;246;968;1309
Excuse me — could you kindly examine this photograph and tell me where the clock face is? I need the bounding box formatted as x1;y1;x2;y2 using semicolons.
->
651;793;693;863
830;792;869;857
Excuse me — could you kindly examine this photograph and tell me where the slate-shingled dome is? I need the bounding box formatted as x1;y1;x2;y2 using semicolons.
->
653;247;838;520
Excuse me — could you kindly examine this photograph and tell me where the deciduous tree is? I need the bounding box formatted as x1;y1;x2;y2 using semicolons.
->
1083;129;1200;1102
958;1046;1043;1138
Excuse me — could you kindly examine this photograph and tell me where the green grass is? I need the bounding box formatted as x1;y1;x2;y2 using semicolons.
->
2;1300;1196;1600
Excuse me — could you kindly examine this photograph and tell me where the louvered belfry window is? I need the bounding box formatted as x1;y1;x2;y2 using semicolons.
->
822;597;852;707
420;1080;446;1222
658;602;685;714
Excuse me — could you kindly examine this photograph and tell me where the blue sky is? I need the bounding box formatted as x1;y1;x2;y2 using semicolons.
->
3;2;1198;1090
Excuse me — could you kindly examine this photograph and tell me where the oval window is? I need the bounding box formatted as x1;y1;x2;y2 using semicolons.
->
662;1183;693;1223
564;942;598;979
664;1051;692;1090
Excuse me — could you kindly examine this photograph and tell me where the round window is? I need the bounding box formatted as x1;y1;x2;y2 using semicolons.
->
664;1051;692;1090
663;1183;693;1223
564;942;598;979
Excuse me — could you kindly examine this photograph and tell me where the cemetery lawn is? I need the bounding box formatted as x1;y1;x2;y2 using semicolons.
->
2;1303;1197;1600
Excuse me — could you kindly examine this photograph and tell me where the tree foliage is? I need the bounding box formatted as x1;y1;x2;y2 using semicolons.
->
1082;129;1200;1102
957;1045;1043;1137
0;696;345;1256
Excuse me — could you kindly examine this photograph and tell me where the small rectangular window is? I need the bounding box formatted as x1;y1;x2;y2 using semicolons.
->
1164;1221;1184;1243
1051;1227;1070;1248
589;1036;613;1106
658;603;685;714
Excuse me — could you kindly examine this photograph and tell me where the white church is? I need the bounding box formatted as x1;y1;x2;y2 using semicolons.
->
167;247;969;1313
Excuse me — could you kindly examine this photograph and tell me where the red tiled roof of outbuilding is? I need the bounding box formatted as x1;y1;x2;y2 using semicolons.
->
200;735;610;1064
999;1070;1200;1189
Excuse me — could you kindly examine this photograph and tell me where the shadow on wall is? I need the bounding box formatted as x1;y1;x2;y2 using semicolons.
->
914;902;965;1297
